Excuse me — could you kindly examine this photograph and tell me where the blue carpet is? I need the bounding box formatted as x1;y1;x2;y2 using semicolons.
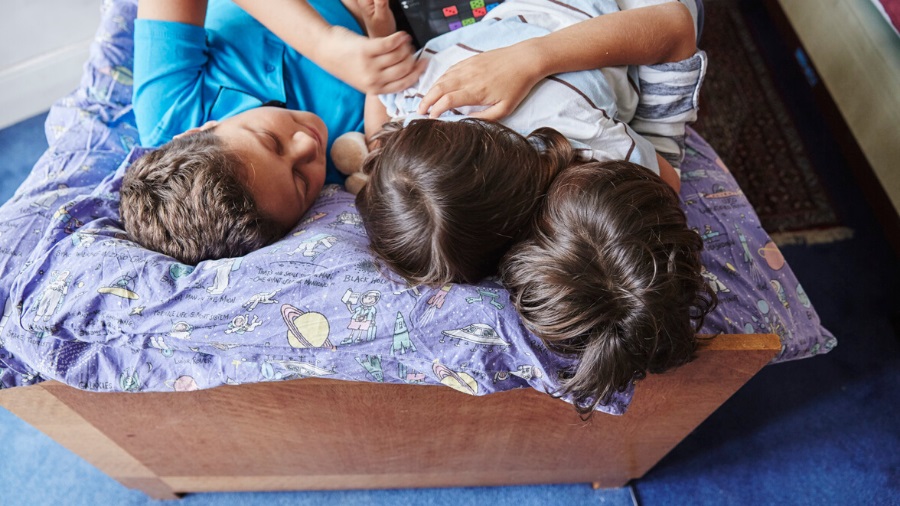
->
0;112;48;204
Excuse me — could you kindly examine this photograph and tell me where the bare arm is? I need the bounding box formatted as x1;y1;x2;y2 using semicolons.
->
525;2;696;77
364;94;391;143
231;0;340;52
419;2;696;119
138;0;207;25
657;153;681;193
358;0;423;142
231;0;421;94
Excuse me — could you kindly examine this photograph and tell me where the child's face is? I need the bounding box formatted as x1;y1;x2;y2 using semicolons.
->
211;107;328;231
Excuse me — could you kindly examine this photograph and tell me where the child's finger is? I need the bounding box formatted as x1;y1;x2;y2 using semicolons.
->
373;0;390;16
369;30;413;54
469;101;512;121
417;80;455;115
425;91;479;118
372;57;426;94
386;59;428;93
398;59;428;90
416;92;436;115
371;42;416;70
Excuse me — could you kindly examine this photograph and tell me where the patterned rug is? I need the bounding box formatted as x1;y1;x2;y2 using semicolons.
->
690;0;853;245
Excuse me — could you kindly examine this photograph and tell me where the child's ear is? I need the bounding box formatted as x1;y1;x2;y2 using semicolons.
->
173;120;219;139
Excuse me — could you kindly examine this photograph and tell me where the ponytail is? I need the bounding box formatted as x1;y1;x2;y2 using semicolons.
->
527;127;577;198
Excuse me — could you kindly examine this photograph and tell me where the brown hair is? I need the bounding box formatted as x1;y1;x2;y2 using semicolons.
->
119;130;282;264
356;118;576;286
501;160;717;417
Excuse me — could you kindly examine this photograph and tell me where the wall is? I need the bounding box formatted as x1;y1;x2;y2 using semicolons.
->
776;0;900;220
0;0;101;129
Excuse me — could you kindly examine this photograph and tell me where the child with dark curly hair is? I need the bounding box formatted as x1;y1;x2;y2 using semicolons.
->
501;161;716;415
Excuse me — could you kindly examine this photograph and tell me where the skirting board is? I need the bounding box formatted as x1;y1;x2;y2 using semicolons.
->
0;39;91;130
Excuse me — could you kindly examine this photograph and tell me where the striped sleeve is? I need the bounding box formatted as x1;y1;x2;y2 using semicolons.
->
629;50;707;171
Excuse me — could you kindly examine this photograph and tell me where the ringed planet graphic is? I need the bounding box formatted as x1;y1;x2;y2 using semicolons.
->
432;362;478;395
281;304;333;349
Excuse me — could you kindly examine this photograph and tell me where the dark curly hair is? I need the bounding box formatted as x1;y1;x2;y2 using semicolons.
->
501;160;717;417
119;130;282;265
356;118;577;286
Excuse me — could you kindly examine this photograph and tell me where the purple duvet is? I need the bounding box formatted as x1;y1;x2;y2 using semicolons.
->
0;0;835;414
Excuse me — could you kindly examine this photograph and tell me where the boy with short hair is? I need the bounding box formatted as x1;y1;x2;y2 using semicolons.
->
120;0;422;264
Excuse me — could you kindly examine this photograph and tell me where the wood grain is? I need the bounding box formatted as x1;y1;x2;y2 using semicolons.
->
0;333;779;499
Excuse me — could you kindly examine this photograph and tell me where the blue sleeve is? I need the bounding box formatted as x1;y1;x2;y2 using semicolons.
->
133;19;209;147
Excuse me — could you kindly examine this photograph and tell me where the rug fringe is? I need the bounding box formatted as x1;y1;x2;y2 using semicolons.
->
770;227;854;246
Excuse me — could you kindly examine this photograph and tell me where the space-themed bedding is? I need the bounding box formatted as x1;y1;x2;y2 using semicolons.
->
0;0;835;415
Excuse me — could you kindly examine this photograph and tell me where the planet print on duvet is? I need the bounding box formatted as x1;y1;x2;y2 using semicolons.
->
281;304;334;350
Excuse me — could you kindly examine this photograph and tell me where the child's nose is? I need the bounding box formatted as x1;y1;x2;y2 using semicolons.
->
288;129;319;161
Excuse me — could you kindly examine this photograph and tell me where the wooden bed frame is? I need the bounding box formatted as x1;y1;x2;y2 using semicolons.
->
0;333;779;500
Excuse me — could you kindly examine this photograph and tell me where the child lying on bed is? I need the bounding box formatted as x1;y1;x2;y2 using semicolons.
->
120;0;424;265
354;0;715;413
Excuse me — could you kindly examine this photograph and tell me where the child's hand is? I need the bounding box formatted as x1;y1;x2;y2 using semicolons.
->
324;26;425;94
417;45;543;120
355;0;395;38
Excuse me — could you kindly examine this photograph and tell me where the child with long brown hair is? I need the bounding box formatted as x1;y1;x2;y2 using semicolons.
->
501;161;716;415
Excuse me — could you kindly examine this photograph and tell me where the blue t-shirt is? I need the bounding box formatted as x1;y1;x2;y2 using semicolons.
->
133;0;365;184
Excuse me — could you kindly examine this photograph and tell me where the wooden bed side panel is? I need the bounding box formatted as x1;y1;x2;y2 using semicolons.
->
0;383;180;500
0;334;779;499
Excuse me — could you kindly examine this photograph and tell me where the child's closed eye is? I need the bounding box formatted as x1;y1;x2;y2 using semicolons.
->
263;130;283;155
